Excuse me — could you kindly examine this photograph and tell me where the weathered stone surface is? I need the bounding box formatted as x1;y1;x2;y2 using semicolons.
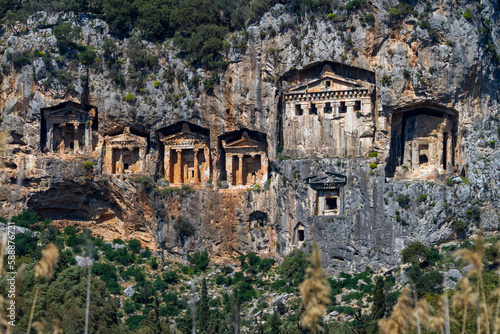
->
0;2;499;274
124;286;135;297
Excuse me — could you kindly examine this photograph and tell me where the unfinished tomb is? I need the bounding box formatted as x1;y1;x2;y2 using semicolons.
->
221;131;268;187
103;127;148;174
40;102;98;155
281;61;376;158
159;123;211;185
387;106;460;179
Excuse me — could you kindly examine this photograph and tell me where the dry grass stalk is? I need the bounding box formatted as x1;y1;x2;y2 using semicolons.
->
453;277;479;334
28;244;60;334
299;242;331;334
35;244;59;279
379;287;414;334
454;236;491;334
0;131;7;167
53;319;63;334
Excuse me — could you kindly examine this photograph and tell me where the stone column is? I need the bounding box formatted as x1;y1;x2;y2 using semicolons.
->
446;134;453;171
260;152;268;185
85;120;93;154
47;121;53;152
193;148;199;183
237;154;243;186
333;101;339;115
203;147;210;183
118;151;123;174
411;141;419;170
174;149;182;184
437;132;444;171
139;146;146;173
164;147;171;181
226;153;233;186
60;124;66;153
73;123;80;154
302;102;310;116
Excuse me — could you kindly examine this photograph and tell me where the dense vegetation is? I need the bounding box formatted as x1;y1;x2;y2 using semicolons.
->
0;0;372;69
1;210;498;333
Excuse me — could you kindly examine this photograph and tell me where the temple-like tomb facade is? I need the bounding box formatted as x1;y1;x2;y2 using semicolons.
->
281;62;376;159
222;131;268;187
160;123;210;185
103;127;148;174
41;102;98;155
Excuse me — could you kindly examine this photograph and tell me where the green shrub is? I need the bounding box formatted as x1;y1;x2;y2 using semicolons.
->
453;220;467;236
12;54;30;68
370;162;377;169
328;13;338;21
416;194;428;203
78;48;96;64
128;239;142;253
173;216;195;241
364;13;375;23
126;315;145;331
84;160;93;172
125;93;134;101
345;0;363;11
402;241;430;264
280;249;310;286
154;80;160;88
381;75;391;86
446;177;455;186
259;258;275;272
368;151;378;158
11;210;39;228
396;194;410;208
463;8;473;20
188;251;210;271
163;271;179;284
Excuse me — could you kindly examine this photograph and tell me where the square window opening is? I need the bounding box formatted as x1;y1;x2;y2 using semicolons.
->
295;104;303;116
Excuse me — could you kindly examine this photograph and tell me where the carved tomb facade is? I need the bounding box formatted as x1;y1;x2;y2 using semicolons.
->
160;123;210;185
103;127;148;174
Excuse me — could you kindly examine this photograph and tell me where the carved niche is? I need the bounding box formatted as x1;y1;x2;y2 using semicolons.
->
386;106;460;179
307;172;347;216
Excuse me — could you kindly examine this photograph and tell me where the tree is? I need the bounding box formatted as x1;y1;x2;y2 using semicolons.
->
266;312;281;334
186;24;228;67
280;248;310;286
135;0;173;40
402;241;430;264
103;0;136;35
128;238;142;253
174;216;195;245
230;288;240;334
198;278;210;333
368;277;385;334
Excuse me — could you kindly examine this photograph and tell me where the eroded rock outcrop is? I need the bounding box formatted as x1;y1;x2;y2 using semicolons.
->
0;1;499;273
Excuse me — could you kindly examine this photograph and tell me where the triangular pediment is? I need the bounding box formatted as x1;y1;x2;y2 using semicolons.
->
225;138;264;149
163;131;206;143
289;72;362;94
107;129;147;147
307;172;347;187
223;131;266;150
44;107;89;118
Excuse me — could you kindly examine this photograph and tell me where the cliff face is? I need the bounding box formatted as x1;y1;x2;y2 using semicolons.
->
0;0;499;273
